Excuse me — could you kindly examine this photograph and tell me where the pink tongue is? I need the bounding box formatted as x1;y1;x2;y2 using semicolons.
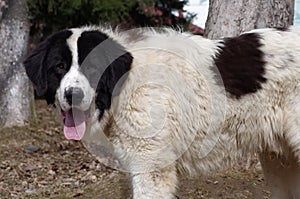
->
63;109;86;140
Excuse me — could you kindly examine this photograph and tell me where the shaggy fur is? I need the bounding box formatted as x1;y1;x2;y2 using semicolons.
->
24;26;300;199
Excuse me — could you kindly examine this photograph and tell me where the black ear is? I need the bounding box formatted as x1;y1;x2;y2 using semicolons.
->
96;52;133;118
78;31;133;118
23;40;49;96
106;52;133;95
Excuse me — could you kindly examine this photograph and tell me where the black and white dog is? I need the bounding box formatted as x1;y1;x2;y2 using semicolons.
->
24;26;300;199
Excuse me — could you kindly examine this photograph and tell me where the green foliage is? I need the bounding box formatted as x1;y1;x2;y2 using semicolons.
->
133;0;195;30
153;0;188;9
27;0;197;38
28;0;136;31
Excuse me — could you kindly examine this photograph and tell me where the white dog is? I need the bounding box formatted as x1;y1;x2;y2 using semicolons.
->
24;26;300;199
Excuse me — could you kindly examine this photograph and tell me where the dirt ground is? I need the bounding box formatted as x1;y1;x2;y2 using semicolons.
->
0;100;271;199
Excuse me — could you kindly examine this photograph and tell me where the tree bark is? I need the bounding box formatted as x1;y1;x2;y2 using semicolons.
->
204;0;295;39
0;0;33;127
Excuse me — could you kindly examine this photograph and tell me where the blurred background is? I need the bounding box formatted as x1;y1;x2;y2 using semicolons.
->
27;0;204;47
295;0;300;24
27;0;300;49
188;0;300;27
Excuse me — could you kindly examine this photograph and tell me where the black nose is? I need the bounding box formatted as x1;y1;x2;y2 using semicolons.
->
64;87;84;106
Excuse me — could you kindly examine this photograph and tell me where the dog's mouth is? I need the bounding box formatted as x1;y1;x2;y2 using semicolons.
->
61;108;91;141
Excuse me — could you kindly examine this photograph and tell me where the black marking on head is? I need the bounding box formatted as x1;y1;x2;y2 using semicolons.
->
213;33;267;98
23;30;72;104
79;30;133;119
77;30;109;65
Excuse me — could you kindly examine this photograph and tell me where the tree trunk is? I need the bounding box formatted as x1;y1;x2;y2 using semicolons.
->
204;0;295;39
203;0;295;172
0;0;33;127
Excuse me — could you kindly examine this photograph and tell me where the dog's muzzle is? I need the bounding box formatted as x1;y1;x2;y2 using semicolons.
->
64;87;84;106
61;86;91;141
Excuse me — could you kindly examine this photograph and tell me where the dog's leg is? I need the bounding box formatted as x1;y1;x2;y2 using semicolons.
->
259;151;300;199
130;164;178;199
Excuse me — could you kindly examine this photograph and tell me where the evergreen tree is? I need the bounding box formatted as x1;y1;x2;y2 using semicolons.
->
28;0;136;37
130;0;194;28
27;0;195;40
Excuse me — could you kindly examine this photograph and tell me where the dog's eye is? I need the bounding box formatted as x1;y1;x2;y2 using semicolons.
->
56;63;66;69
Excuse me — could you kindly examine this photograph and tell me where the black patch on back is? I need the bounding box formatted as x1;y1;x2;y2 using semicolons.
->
213;33;267;98
78;30;133;119
23;30;73;104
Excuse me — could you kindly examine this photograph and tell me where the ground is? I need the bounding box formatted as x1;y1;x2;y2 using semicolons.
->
0;100;271;199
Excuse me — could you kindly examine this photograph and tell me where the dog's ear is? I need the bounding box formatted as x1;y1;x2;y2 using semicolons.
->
78;32;133;118
106;52;133;95
23;40;49;96
96;51;133;118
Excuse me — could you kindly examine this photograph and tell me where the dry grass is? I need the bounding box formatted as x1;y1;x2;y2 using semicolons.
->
0;100;270;199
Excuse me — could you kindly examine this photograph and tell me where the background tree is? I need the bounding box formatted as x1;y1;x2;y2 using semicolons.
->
205;0;295;39
0;0;32;127
27;0;137;35
27;0;197;42
129;0;194;28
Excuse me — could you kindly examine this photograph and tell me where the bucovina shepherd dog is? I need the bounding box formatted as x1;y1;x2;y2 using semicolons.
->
24;26;300;199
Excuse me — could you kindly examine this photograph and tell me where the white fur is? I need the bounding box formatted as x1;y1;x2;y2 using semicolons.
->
57;29;95;111
57;26;300;199
57;67;95;111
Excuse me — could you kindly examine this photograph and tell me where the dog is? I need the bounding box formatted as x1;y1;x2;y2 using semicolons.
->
24;26;300;199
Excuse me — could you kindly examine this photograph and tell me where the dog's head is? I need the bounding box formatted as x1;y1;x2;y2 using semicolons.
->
24;28;133;140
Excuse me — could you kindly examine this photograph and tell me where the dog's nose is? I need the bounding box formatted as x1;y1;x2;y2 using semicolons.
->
65;87;84;106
